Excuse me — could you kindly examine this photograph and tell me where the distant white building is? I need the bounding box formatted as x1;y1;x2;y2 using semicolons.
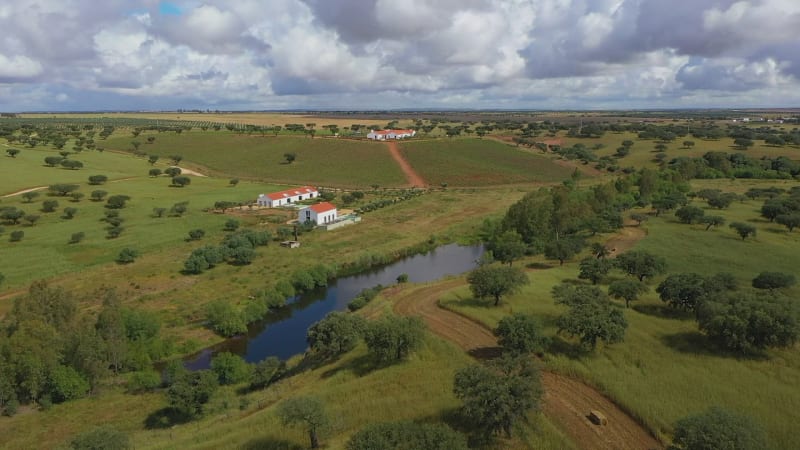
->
367;129;416;140
299;202;337;225
257;186;318;208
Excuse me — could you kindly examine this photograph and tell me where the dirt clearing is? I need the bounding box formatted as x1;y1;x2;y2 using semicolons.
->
385;141;426;187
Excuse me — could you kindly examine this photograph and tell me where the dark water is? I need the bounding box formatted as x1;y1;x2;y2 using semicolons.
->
184;243;484;369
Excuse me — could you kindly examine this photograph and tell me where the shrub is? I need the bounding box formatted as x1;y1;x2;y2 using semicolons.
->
9;230;24;242
116;248;139;264
752;272;796;290
69;232;85;244
69;426;132;450
210;352;253;385
127;370;161;393
671;407;767;450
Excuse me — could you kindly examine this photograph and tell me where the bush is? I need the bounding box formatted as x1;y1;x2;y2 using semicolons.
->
50;365;90;403
206;300;247;337
396;273;409;283
127;370;162;393
347;421;467;450
364;316;425;363
116;248;139;264
42;199;59;212
671;407;767;450
210;352;253;385
495;313;547;355
9;230;23;242
187;229;205;241
69;426;132;450
752;271;796;290
69;232;85;244
223;219;240;231
250;357;283;390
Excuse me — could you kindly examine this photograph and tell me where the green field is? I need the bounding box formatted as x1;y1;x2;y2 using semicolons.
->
399;138;576;186
442;179;800;448
103;133;408;188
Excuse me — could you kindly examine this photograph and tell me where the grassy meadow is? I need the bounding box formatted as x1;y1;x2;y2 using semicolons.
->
442;179;800;448
399;138;576;186
103;133;408;188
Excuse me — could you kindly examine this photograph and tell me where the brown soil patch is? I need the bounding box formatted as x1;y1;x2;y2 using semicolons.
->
385;141;426;187
606;225;647;256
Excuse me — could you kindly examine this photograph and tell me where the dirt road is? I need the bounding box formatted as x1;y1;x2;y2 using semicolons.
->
2;186;48;198
385;141;426;187
389;280;662;450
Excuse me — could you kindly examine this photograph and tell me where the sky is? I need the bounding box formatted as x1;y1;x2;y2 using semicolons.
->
1;0;799;111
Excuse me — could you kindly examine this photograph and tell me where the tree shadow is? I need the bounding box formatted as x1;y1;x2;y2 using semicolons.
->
143;407;192;429
442;296;491;309
632;303;694;320
319;353;377;379
468;346;503;360
240;438;304;450
546;335;589;359
526;262;553;270
660;331;769;360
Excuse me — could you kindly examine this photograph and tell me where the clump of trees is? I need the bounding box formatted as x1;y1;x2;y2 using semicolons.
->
183;230;272;274
671;407;767;450
552;284;628;350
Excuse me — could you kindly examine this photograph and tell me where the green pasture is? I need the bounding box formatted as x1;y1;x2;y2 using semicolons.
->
103;133;408;188
0;145;151;194
442;181;800;448
560;131;800;170
399;138;576;186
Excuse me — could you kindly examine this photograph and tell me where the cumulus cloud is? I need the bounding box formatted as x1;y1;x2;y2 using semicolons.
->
0;0;799;110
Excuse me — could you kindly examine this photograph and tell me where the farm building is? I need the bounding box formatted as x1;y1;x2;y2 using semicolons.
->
257;186;318;207
299;202;337;225
366;129;416;140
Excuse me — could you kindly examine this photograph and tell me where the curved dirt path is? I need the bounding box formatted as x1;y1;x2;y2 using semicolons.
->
605;225;647;256
385;141;426;187
2;186;48;198
389;280;662;450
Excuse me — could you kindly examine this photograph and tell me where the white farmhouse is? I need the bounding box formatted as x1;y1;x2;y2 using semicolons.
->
257;186;318;207
366;129;416;140
299;202;337;225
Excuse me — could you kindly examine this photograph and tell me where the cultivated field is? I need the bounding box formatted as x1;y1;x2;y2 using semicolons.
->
399;138;576;186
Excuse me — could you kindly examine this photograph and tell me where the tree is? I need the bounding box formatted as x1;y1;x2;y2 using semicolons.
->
675;206;705;224
494;313;546;355
42;199;59;213
229;178;239;187
307;311;366;357
615;250;667;281
487;230;526;265
90;190;107;201
733;138;754;150
630;212;649;226
62;207;78;219
364;316;425;363
69;425;132;450
164;167;181;177
729;222;756;240
170;201;188;216
116;248;138;264
752;272;796;290
106;195;130;209
347;422;468;450
6;148;20;158
2;208;25;225
205;300;246;337
656;273;710;312
23;214;40;226
608;279;647;308
166;370;218;419
277;396;329;449
284;152;296;164
148;168;162;177
671;407;767;450
21;191;40;203
49;184;79;196
699;215;725;231
10;230;24;242
50;365;89;403
170;155;183;165
61;159;84;170
171;176;191;187
187;229;205;241
683;140;695;149
88;175;108;185
210;352;252;385
553;284;627;349
44;156;64;167
543;238;583;266
70;192;84;202
69;232;85;244
467;265;529;306
453;356;542;438
578;257;612;285
776;213;800;232
696;291;798;353
148;155;159;165
152;207;167;218
250;357;283;390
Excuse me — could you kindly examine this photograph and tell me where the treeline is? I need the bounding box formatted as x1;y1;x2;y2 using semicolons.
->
0;283;171;415
669;152;800;180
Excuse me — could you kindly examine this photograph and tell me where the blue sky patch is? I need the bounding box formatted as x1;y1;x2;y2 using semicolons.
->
158;1;182;16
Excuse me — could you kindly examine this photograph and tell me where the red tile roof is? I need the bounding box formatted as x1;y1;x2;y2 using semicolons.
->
371;129;415;135
309;202;336;213
266;186;317;201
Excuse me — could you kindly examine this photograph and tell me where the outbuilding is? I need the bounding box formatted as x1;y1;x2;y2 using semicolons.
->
257;186;318;207
298;202;337;225
366;129;416;140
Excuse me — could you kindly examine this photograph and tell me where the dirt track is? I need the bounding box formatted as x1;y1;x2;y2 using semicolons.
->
385;141;426;187
389;279;662;450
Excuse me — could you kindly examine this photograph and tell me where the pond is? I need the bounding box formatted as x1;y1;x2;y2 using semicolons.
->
184;243;484;369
